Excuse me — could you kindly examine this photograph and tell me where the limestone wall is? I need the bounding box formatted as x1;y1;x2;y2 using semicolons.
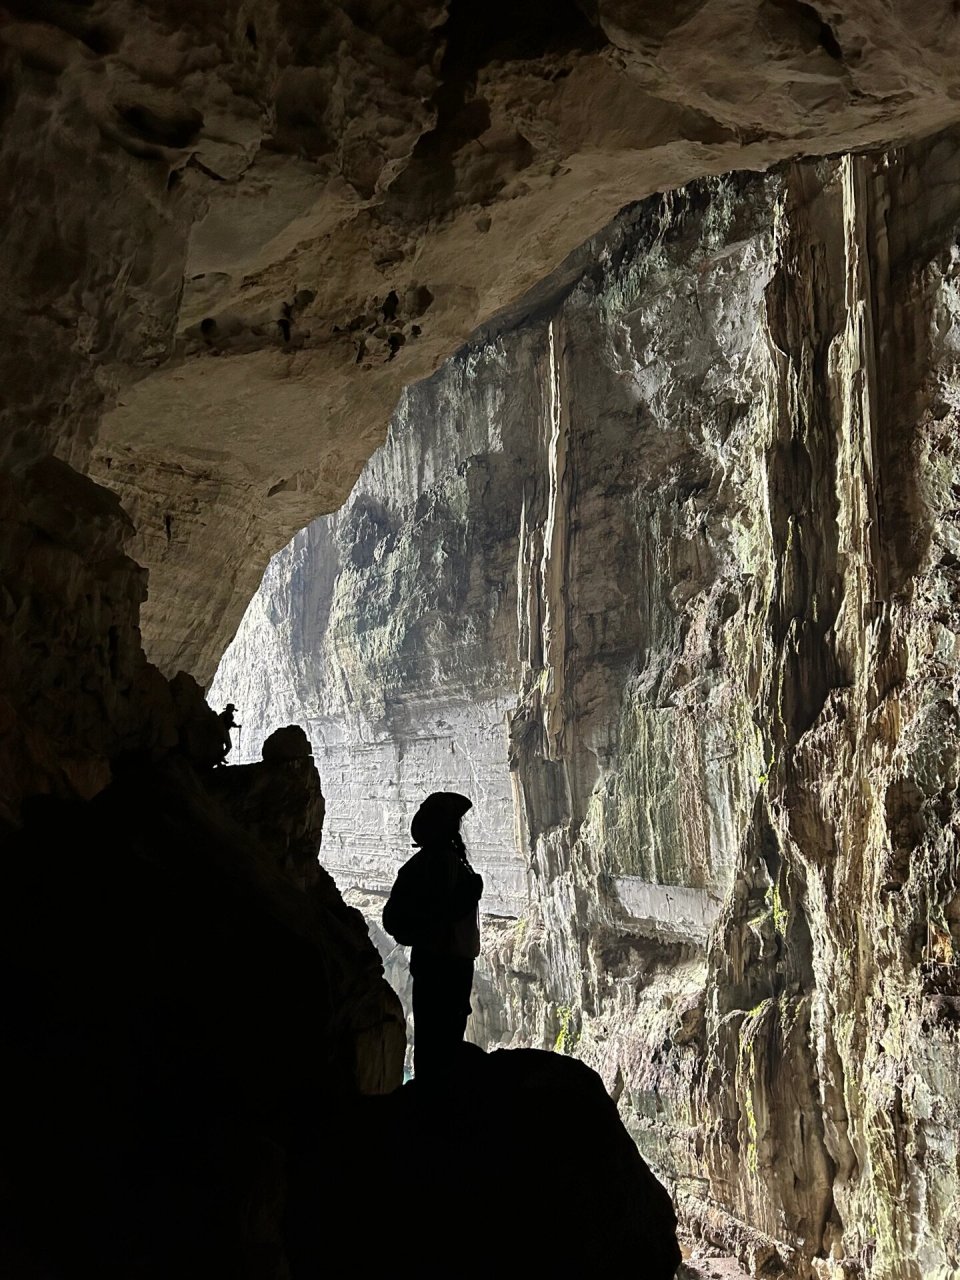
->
216;138;960;1279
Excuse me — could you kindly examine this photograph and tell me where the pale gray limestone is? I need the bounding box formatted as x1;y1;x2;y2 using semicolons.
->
215;138;960;1280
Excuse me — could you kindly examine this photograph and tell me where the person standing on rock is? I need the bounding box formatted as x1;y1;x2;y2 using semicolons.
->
382;792;483;1088
216;703;241;766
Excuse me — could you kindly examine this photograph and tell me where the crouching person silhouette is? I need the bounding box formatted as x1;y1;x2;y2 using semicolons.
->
382;792;483;1090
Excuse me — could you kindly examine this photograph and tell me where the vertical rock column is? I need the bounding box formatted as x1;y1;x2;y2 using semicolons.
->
503;143;960;1277
750;146;960;1277
511;316;588;1028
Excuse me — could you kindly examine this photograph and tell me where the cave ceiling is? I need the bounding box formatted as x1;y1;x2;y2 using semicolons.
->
4;0;960;679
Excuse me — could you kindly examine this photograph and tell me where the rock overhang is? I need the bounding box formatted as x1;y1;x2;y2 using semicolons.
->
5;1;960;680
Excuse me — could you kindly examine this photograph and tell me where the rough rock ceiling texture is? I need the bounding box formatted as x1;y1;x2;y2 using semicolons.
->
4;1;960;680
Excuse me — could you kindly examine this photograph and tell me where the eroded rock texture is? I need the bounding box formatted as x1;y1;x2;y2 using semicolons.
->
217;133;960;1278
6;5;960;1278
5;2;960;686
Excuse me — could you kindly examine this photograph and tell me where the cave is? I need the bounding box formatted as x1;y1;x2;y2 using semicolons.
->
3;4;960;1279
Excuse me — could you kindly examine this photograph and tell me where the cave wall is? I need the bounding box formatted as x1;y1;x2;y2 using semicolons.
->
209;320;542;916
216;133;960;1278
6;4;960;1276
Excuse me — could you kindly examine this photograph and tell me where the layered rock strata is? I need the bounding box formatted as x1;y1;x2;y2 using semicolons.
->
217;133;960;1278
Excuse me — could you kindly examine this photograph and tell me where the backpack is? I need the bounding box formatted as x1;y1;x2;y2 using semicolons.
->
382;846;483;949
382;868;425;946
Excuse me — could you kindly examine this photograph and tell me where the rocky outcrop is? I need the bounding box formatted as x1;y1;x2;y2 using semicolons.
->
6;3;960;685
2;727;404;1277
210;724;325;887
0;456;174;825
287;1045;682;1278
217;132;960;1278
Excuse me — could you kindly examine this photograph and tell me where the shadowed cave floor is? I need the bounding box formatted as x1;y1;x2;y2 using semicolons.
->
1;759;684;1278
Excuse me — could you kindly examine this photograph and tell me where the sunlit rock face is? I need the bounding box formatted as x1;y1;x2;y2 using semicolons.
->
217;133;960;1278
210;328;534;917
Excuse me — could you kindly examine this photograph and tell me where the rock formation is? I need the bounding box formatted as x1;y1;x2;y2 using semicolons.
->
217;135;960;1278
6;2;960;689
288;1045;683;1278
5;3;960;1278
2;716;405;1276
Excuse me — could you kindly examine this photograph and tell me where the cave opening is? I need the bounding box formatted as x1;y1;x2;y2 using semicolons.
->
209;138;960;1278
6;4;960;1277
209;160;797;1261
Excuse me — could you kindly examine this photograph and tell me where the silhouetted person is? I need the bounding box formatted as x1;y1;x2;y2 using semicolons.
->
217;703;241;766
382;792;482;1088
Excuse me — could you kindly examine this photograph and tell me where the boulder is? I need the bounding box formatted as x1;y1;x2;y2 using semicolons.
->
287;1045;682;1278
262;725;313;762
1;755;404;1278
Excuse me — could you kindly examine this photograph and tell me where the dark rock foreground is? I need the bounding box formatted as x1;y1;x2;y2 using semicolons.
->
1;729;678;1277
2;744;404;1279
288;1045;682;1279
